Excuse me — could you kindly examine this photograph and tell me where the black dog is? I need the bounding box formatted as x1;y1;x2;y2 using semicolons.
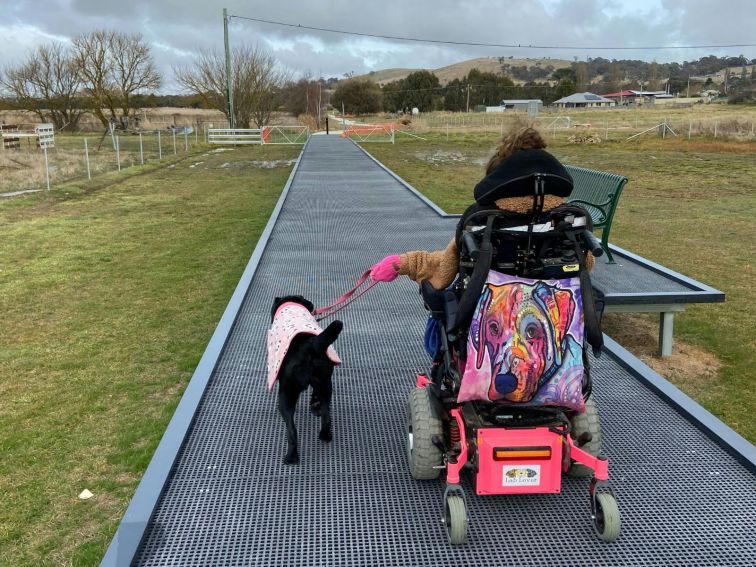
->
271;296;343;465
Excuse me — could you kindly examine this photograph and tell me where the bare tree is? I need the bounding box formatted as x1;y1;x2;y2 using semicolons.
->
1;42;85;131
175;45;288;128
72;30;161;129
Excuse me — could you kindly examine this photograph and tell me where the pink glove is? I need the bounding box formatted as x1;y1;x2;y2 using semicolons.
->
370;255;401;283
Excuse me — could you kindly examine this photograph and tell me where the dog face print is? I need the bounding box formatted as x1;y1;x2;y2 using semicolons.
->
468;277;580;404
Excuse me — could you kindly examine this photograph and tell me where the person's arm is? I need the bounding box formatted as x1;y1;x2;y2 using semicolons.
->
399;238;458;290
370;238;458;290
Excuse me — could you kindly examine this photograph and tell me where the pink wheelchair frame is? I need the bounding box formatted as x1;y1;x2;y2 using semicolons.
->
412;373;620;545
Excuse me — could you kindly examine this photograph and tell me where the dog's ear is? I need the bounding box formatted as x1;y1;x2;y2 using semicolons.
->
533;283;575;348
473;287;493;369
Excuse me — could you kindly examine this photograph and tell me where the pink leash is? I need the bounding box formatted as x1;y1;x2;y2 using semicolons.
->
313;269;377;321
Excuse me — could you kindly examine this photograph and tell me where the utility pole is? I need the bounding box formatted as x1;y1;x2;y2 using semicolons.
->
466;84;471;113
223;8;235;128
687;76;690;98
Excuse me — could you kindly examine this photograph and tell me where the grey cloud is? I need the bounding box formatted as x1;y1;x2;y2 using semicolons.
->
1;0;754;92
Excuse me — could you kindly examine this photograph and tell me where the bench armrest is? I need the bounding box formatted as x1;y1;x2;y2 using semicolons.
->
567;197;614;209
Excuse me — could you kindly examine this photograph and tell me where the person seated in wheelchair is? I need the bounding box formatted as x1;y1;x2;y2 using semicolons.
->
369;126;604;414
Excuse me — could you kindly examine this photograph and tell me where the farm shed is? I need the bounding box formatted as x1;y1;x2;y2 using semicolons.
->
499;99;543;110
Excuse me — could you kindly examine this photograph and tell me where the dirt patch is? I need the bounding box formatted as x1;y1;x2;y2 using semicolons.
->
415;150;487;166
603;313;723;396
219;159;296;169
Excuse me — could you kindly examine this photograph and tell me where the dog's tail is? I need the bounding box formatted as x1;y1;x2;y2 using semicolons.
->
313;320;343;353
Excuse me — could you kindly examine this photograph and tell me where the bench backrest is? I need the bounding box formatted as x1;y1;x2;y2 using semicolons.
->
564;165;627;229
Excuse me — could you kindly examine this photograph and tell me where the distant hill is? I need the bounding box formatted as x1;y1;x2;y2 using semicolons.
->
358;57;572;86
353;56;755;92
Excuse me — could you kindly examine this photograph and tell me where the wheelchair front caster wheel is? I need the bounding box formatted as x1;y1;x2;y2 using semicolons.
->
593;492;621;542
444;494;468;545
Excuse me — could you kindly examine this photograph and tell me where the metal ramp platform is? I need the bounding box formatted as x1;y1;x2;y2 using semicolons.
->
104;136;755;566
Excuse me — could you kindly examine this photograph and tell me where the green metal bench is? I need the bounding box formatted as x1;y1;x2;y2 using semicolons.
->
565;165;628;263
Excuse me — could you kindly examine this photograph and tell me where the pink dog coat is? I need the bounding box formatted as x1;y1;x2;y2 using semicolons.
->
266;302;341;390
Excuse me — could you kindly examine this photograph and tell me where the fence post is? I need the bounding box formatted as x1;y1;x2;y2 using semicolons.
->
605;120;608;140
43;145;50;192
714;122;718;138
184;130;188;152
688;120;692;140
195;128;198;145
84;138;91;180
139;133;144;165
158;131;162;159
446;121;449;141
172;130;177;154
116;135;121;171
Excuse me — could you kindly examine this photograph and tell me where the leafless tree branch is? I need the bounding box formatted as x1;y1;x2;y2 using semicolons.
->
174;45;288;128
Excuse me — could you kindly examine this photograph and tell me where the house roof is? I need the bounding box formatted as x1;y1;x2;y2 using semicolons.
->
500;99;543;104
602;90;636;98
554;92;614;104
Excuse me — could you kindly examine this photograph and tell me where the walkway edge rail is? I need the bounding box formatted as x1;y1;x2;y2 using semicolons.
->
603;336;756;473
101;141;309;567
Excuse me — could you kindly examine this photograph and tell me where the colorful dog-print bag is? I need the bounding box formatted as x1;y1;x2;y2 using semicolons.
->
458;271;586;412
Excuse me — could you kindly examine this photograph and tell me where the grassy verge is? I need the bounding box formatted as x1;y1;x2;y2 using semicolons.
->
365;132;755;442
0;144;300;565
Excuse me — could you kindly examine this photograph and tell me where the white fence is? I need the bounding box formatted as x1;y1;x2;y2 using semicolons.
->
207;126;309;145
342;124;395;143
264;126;309;144
208;128;263;145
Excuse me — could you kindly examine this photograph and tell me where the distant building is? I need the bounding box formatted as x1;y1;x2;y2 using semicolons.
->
553;92;615;108
602;90;637;104
499;99;543;111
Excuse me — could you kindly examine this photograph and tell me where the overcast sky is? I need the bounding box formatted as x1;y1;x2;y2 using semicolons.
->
2;0;754;91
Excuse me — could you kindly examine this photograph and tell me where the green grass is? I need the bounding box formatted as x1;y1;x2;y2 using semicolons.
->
365;132;756;442
0;143;300;566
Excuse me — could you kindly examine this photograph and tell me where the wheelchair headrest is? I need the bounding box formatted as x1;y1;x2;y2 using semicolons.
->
474;149;574;205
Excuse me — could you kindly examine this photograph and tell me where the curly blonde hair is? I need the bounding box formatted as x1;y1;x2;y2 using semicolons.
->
485;126;547;175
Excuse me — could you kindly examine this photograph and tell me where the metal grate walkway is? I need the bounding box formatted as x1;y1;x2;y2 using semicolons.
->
112;136;755;566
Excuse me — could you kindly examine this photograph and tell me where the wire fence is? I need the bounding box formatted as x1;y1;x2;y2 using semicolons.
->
410;109;756;142
0;129;204;197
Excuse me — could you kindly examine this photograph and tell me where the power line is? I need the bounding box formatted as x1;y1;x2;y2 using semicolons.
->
229;14;756;51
